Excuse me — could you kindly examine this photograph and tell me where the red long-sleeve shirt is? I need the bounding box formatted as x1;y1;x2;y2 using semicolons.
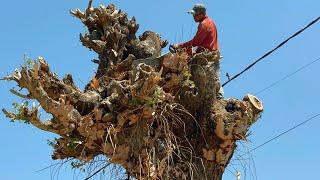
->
179;16;219;52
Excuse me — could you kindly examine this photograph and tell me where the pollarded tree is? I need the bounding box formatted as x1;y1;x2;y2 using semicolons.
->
2;1;263;179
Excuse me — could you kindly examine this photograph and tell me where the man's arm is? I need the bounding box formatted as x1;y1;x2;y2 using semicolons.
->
179;23;208;48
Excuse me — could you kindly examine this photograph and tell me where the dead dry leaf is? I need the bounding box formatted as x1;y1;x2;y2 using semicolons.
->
128;114;139;125
111;145;129;163
90;77;99;89
142;107;153;119
203;148;215;161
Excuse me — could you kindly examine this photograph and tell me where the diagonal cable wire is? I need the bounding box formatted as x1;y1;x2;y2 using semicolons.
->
84;163;111;180
222;16;320;87
254;56;320;95
243;113;320;156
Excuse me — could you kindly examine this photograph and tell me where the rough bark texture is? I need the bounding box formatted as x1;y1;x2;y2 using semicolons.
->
2;3;263;180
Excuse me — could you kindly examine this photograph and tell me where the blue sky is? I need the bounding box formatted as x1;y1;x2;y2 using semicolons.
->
0;0;319;179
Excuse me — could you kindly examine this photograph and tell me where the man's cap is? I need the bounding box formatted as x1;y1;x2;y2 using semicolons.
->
188;4;206;15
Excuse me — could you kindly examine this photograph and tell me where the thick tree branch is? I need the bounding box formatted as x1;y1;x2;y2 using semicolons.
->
9;89;32;99
2;108;59;134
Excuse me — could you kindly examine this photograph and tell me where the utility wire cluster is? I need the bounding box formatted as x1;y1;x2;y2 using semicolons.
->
221;16;320;155
223;16;320;179
222;16;320;87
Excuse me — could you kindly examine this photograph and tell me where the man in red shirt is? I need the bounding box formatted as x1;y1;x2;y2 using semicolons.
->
174;4;223;99
174;4;219;55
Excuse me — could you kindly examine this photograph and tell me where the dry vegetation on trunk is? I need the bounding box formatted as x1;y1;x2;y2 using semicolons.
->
2;2;263;180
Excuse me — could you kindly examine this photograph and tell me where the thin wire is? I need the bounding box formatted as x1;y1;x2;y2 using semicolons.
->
245;113;320;156
84;163;110;180
222;16;320;87
255;56;320;95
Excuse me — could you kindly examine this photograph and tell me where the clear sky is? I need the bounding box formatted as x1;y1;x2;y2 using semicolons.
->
0;0;319;179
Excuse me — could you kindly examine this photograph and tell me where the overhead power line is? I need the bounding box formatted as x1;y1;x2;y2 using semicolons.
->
244;113;320;156
254;56;320;95
222;16;320;87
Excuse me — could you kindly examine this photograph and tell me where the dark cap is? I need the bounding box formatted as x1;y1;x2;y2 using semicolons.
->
188;4;206;15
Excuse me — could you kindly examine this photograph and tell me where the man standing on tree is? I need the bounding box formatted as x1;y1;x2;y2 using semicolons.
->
173;4;223;99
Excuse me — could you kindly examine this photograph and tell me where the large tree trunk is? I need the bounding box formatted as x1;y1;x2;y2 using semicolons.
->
2;3;263;180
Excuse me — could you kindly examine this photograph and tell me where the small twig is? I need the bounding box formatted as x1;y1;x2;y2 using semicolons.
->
35;158;75;173
87;0;93;9
2;109;15;119
0;75;14;81
10;88;32;99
